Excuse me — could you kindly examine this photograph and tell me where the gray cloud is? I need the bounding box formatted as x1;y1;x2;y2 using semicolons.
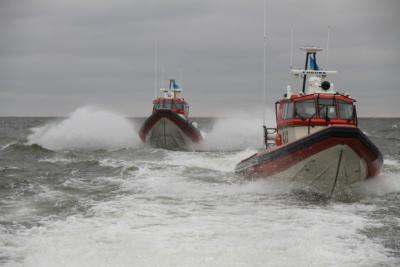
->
0;0;399;116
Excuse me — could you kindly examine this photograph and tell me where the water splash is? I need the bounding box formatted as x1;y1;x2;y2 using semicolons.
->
199;110;275;151
27;106;140;150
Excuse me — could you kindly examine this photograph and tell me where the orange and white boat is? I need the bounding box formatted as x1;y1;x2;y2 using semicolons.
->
139;79;202;150
235;46;383;196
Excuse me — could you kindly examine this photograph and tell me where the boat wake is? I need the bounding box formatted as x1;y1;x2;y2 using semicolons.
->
27;106;141;151
1;147;399;267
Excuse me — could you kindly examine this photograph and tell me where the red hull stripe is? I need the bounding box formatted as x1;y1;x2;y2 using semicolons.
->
278;119;356;128
236;126;383;178
139;110;202;143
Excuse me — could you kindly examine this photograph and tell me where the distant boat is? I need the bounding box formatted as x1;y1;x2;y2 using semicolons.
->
235;46;383;196
139;79;202;150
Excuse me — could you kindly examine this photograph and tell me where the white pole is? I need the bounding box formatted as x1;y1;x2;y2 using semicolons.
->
290;28;294;69
154;40;158;98
262;0;267;127
161;66;165;90
326;26;331;69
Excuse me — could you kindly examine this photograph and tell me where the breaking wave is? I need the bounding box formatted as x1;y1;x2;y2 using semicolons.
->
27;106;140;150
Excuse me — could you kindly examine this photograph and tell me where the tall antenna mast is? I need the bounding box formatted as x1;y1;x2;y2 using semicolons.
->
261;0;269;148
161;66;165;90
326;26;331;69
262;0;267;127
290;28;294;69
154;40;158;98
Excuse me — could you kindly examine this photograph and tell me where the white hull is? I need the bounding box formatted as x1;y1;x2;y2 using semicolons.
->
269;145;368;196
147;118;193;150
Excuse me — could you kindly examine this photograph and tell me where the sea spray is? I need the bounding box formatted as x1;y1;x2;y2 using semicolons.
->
199;110;275;151
27;106;140;150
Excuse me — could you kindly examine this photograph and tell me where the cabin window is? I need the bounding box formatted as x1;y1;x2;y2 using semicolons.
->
276;102;281;120
153;103;160;110
338;100;354;120
281;103;287;119
283;102;294;119
294;100;316;119
162;100;172;109
175;102;184;110
318;99;336;119
170;101;184;111
184;104;189;114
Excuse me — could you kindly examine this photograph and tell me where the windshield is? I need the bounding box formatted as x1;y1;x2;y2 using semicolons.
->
153;103;161;110
318;99;337;119
154;100;186;112
295;100;316;119
338;100;354;120
283;102;294;119
173;102;184;110
161;100;171;109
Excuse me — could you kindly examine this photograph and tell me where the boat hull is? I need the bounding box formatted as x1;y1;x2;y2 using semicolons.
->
235;126;383;195
139;109;202;150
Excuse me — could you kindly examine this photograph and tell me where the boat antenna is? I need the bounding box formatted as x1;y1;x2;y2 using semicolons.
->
154;40;158;98
326;26;331;69
161;66;165;90
290;28;294;69
262;0;267;126
262;0;269;148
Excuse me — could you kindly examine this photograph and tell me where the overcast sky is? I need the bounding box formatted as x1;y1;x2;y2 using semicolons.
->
0;0;399;117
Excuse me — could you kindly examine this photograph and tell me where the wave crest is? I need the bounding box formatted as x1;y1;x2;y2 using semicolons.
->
27;106;140;150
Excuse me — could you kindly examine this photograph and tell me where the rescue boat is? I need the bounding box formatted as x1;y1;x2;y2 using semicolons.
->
139;79;202;150
235;46;383;196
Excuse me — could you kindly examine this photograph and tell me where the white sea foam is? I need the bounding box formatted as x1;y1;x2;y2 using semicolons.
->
0;142;16;150
4;181;395;267
384;158;399;166
163;149;256;173
353;172;400;196
27;106;140;150
39;156;80;164
199;110;275;151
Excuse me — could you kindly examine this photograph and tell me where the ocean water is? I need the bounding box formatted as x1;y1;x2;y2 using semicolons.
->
0;107;400;267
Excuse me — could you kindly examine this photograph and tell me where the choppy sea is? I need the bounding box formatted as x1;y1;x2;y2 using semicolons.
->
1;107;400;267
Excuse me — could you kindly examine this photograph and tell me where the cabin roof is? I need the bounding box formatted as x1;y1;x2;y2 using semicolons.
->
278;93;355;103
153;98;187;104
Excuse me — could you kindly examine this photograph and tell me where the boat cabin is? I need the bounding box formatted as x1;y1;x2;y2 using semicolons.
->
152;78;190;118
275;93;357;145
269;46;358;147
152;98;189;117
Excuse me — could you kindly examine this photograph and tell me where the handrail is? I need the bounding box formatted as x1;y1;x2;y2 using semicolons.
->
263;126;277;149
